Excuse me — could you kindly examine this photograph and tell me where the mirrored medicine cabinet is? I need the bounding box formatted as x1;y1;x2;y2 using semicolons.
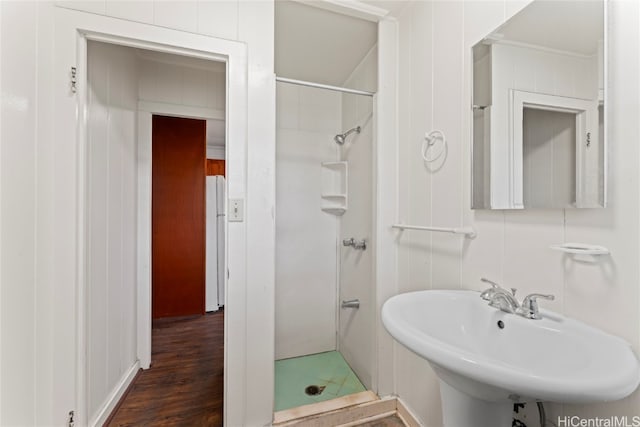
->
471;0;605;209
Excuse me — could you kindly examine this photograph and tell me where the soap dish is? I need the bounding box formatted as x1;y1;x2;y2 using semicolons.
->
549;243;610;256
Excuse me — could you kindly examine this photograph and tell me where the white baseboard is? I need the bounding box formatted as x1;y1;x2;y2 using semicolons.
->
395;396;423;427
89;361;140;427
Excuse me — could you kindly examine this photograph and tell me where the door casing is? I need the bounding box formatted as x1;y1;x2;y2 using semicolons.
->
54;8;247;426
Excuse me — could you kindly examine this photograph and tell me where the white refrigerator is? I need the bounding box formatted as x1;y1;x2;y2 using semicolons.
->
206;175;226;312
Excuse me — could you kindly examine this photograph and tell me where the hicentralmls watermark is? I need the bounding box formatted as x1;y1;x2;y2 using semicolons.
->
557;416;640;427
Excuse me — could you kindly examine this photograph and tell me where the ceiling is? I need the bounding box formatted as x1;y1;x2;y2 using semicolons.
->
495;0;603;55
275;1;378;88
142;1;410;148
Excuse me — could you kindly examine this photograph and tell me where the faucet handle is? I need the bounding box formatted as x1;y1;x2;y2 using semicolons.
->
519;293;555;319
480;277;500;288
479;278;502;300
479;278;517;296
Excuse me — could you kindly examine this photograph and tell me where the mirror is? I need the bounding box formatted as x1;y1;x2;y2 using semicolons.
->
471;0;605;209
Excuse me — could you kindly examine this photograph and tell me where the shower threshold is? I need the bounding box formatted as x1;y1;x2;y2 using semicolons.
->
273;390;378;425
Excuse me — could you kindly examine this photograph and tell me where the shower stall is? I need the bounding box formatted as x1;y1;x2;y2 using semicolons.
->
274;81;375;412
274;36;378;414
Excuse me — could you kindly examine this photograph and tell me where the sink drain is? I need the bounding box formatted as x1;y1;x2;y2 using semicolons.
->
304;385;325;396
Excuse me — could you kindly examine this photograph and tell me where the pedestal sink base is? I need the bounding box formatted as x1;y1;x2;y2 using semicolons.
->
439;381;513;427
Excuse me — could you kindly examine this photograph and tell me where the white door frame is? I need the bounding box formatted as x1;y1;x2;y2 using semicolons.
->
55;8;247;426
136;103;224;371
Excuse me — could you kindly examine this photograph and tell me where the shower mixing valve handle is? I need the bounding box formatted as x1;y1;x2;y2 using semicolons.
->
353;239;367;250
343;238;367;250
343;238;355;247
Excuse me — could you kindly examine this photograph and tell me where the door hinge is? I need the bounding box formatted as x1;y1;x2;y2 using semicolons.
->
68;410;75;427
70;66;77;94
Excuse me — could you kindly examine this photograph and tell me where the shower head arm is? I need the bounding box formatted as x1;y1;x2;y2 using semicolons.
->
342;126;361;138
334;125;362;145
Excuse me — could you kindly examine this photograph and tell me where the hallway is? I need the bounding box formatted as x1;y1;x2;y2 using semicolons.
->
107;312;224;426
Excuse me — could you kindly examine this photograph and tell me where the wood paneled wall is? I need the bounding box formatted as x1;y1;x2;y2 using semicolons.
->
152;115;206;318
206;159;225;176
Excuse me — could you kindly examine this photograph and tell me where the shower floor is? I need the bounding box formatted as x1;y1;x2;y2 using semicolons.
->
274;351;366;411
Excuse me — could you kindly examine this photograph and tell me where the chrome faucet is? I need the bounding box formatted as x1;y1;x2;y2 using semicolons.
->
479;278;554;320
479;278;502;300
488;288;520;314
516;293;555;320
480;278;520;313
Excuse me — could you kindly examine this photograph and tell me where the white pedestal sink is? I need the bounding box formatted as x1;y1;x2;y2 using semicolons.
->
381;290;640;427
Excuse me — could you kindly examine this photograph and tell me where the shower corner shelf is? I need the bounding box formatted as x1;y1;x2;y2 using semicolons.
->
321;161;347;168
321;207;347;216
321;162;348;216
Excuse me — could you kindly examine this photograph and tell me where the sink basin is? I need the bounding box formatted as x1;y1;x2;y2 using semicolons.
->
382;290;640;427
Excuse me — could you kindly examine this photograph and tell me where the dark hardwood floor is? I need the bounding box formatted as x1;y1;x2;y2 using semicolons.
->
107;311;224;426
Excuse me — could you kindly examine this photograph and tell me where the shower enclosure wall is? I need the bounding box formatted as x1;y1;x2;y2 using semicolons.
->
275;46;377;410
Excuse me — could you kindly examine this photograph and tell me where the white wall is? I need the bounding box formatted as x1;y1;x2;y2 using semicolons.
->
0;2;37;425
522;108;576;207
338;46;377;389
275;82;341;359
138;53;225;113
492;43;597;100
85;40;228;426
0;1;275;425
489;43;598;208
392;1;640;425
207;146;226;160
86;41;138;424
138;51;226;160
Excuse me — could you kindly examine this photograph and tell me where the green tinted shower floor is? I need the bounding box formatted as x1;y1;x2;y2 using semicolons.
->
274;351;366;412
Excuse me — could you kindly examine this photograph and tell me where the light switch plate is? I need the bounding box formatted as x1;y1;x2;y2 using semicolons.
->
228;199;244;222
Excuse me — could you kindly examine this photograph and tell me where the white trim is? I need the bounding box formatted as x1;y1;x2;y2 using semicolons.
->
136;49;226;72
207;146;226;160
294;0;389;22
83;32;229;63
76;30;89;424
510;90;597;208
0;2;3;423
137;101;225;121
136;112;152;370
374;16;399;397
54;8;247;426
603;0;609;208
494;39;595;59
88;362;140;427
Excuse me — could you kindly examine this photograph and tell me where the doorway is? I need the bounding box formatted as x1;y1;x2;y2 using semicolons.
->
78;30;238;425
